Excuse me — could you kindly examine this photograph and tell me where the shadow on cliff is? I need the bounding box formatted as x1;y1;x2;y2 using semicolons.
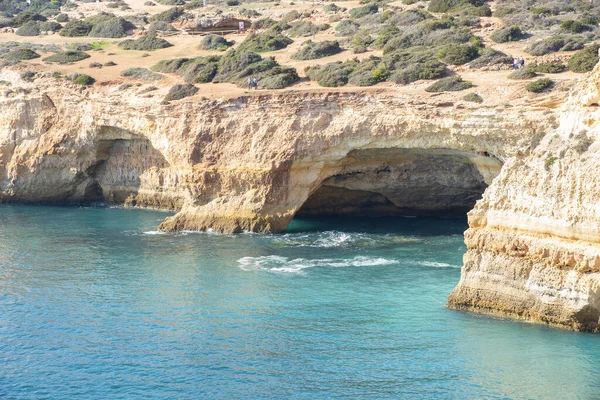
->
73;126;171;208
294;148;501;222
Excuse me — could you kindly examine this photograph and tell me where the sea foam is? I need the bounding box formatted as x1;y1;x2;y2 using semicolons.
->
237;255;399;274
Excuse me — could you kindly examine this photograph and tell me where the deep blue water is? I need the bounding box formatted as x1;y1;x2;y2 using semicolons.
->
1;205;599;399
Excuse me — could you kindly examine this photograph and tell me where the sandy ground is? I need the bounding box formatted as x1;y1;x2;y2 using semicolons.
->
0;0;586;102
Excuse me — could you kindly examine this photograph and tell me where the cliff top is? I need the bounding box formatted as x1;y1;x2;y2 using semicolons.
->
0;0;596;105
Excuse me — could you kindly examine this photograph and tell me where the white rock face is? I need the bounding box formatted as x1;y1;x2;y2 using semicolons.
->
448;65;600;331
0;73;557;233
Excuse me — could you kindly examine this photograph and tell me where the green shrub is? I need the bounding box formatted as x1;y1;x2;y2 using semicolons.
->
428;0;486;13
119;35;173;51
148;21;176;35
252;18;278;30
352;29;374;53
151;7;184;22
60;20;93;37
545;156;557;167
425;76;473;92
236;32;293;53
525;78;553;93
508;67;537;80
43;50;90;64
199;35;233;51
40;21;62;32
463;92;483;103
324;3;344;13
121;67;162;81
292;40;341;60
20;71;36;81
153;50;299;89
349;3;378;19
16;21;40;36
104;61;117;66
287;21;329;37
490;25;523;43
469;48;512;68
371;64;389;82
73;74;95;85
157;0;185;4
56;13;69;23
89;17;132;38
437;44;479;65
306;61;357;87
164;83;198;101
2;48;41;62
335;19;359;36
152;57;191;73
372;25;400;49
526;37;584;56
390;60;447;84
177;56;220;83
11;11;46;28
531;61;566;74
560;20;589;34
226;0;240;5
568;44;599;73
347;58;381;86
66;72;82;81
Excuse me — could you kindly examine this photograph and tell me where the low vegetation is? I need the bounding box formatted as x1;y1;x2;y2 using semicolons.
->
119;35;173;51
164;83;198;101
121;68;163;81
526;36;584;56
508;68;537;80
530;61;566;74
73;74;95;85
568;44;600;73
43;51;90;64
16;21;41;36
153;49;299;89
463;92;483;103
199;35;234;51
425;76;473;92
236;31;293;53
525;78;554;93
292;40;341;60
2;48;40;63
490;25;524;43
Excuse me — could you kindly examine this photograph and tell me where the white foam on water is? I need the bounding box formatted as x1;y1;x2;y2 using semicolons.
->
271;231;419;249
237;255;399;274
143;230;166;235
417;261;461;269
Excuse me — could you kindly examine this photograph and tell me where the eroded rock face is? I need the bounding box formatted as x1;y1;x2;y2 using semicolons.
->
0;70;557;234
297;148;497;217
448;65;600;332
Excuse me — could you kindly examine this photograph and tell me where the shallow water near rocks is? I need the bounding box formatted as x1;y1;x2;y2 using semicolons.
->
1;205;599;399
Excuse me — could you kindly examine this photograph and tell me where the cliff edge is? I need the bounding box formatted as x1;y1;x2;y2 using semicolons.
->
448;63;600;331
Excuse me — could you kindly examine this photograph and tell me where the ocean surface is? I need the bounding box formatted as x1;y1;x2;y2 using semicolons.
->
1;205;599;399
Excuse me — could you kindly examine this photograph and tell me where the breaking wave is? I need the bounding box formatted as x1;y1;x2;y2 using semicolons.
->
416;261;461;269
269;231;419;249
237;255;399;274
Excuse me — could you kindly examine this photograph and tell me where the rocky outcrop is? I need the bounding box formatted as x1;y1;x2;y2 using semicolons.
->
0;69;558;233
448;65;600;332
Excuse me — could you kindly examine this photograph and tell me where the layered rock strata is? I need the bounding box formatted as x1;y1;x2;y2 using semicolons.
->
0;69;557;233
448;65;600;332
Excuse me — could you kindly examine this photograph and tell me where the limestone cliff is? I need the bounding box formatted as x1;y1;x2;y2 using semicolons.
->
0;69;557;234
448;65;600;332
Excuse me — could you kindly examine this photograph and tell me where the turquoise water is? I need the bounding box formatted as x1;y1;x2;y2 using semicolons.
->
1;205;599;399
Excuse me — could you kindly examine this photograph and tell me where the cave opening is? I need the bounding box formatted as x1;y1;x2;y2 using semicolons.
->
295;148;501;219
78;129;168;206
